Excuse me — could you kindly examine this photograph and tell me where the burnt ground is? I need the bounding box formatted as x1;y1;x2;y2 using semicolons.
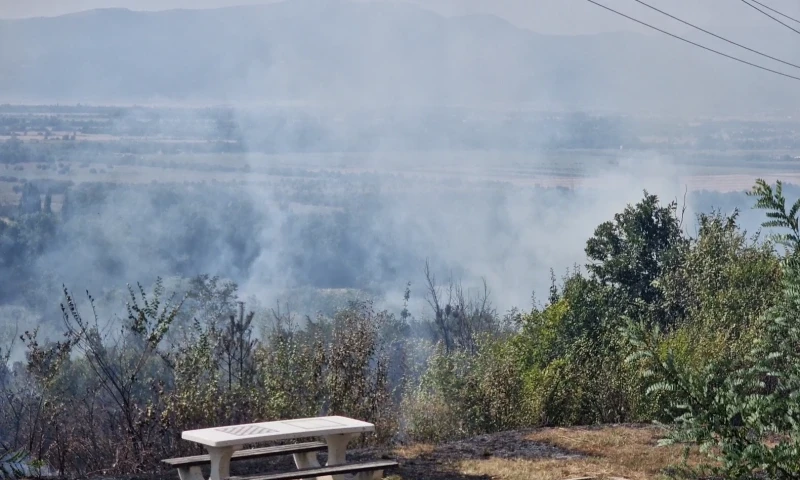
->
64;425;725;480
358;430;583;479
133;430;582;480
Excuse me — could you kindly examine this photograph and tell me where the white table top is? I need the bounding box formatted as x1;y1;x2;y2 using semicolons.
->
182;416;375;448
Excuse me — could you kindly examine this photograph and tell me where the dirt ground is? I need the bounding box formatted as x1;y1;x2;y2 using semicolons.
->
381;425;705;480
139;425;705;480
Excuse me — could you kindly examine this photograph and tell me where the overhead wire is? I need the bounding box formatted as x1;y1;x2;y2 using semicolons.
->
747;0;800;26
739;0;800;36
583;0;800;82
631;0;800;71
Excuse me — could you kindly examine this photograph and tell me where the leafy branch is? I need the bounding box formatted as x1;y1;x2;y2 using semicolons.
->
748;178;800;251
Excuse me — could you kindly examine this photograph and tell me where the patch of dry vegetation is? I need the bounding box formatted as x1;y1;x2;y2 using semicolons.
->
387;425;706;480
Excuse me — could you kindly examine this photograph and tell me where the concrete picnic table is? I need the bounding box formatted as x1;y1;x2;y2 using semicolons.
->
181;415;375;480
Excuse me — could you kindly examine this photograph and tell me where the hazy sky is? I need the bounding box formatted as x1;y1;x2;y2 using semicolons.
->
2;0;799;35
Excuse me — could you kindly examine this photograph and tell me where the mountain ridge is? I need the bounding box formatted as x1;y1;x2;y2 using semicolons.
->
0;1;797;114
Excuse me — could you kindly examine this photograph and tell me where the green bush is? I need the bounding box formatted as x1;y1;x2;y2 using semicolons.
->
404;334;528;442
625;179;800;479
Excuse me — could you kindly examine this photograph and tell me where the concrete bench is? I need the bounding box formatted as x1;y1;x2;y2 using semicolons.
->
162;442;328;480
227;459;399;480
179;416;379;480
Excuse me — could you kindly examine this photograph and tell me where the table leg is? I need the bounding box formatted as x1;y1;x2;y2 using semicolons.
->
293;450;322;469
177;466;204;480
291;450;322;480
206;446;238;480
318;433;357;480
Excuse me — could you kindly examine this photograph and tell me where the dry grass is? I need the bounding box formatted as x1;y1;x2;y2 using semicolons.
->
390;425;709;480
393;444;437;458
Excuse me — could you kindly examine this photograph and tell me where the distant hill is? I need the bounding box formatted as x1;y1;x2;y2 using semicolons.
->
1;0;798;114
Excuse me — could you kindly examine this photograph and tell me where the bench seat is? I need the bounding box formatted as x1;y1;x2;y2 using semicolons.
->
227;460;399;480
162;442;329;469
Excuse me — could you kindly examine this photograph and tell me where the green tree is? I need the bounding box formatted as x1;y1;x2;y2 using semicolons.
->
585;191;686;326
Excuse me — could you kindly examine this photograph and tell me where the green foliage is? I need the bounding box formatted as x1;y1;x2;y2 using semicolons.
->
585;191;686;321
657;210;781;370
748;178;800;251
6;183;800;479
626;275;800;479
515;297;570;368
161;296;401;453
520;334;645;427
624;179;800;479
403;190;783;444
166;325;221;419
255;318;325;421
404;334;526;442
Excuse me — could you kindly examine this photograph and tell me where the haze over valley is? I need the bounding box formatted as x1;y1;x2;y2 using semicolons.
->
2;0;800;318
2;3;800;479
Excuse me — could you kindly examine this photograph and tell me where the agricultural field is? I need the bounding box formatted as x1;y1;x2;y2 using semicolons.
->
4;104;800;312
5;104;800;210
4;105;800;284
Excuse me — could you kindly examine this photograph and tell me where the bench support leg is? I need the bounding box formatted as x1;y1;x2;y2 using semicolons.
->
177;466;204;480
318;433;358;480
292;450;322;469
206;446;237;480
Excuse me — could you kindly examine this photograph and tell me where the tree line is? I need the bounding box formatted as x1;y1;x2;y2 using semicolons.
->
2;178;800;479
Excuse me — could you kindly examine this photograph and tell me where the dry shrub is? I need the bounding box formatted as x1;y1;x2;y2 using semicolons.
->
325;301;400;445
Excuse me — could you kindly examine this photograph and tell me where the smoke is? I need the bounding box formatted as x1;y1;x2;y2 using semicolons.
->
0;0;791;336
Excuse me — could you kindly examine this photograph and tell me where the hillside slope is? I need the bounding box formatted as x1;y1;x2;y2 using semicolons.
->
196;425;704;480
